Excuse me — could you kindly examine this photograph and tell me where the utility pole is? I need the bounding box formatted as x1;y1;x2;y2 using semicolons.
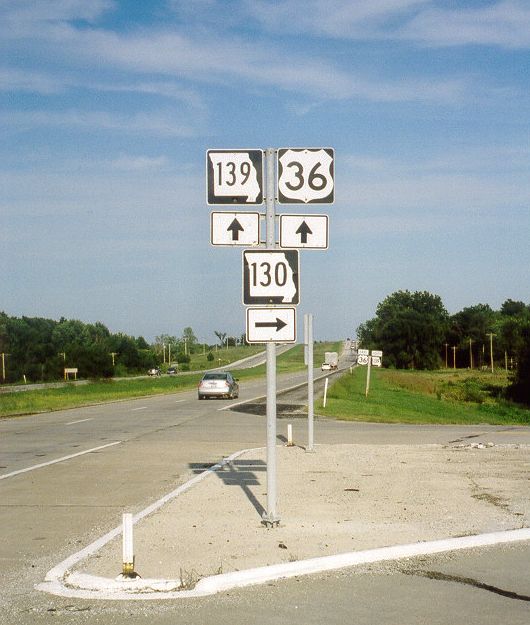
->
444;343;448;368
468;338;473;369
452;346;457;369
1;353;9;383
486;333;496;373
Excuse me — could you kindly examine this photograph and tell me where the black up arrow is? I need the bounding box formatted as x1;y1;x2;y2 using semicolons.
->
255;318;287;332
296;220;312;244
227;218;244;241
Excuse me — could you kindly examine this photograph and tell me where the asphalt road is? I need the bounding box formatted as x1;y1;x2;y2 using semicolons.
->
1;364;529;624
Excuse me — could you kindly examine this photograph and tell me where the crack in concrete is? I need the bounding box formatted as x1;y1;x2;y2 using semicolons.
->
402;569;530;602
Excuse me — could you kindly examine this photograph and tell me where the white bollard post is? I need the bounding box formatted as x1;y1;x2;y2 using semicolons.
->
122;513;135;577
287;423;294;447
323;378;329;407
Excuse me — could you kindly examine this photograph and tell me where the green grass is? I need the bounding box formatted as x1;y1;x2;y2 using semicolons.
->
318;367;530;425
171;344;265;372
0;375;205;417
0;342;342;418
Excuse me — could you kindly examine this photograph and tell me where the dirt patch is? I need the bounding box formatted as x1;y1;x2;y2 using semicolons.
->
79;443;530;584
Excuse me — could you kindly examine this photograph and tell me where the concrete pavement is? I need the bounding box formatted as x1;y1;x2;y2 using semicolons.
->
37;438;530;600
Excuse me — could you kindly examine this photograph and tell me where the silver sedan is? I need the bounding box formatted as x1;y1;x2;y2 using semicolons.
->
197;371;239;400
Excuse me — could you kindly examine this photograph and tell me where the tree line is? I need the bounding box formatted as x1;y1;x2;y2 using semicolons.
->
0;313;214;383
356;291;530;406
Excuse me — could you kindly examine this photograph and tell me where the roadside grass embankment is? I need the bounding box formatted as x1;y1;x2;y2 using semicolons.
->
173;344;265;372
318;367;530;426
0;342;341;418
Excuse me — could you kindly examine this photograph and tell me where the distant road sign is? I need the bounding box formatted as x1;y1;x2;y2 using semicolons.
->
277;148;334;204
357;354;369;365
246;307;296;343
207;150;264;205
358;349;369;356
243;249;299;305
279;214;329;249
371;349;383;367
210;212;260;246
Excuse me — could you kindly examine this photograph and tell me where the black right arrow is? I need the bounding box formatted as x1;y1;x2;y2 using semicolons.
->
227;218;244;241
296;220;312;244
255;317;288;332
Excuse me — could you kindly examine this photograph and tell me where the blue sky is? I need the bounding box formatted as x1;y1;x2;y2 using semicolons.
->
2;0;529;343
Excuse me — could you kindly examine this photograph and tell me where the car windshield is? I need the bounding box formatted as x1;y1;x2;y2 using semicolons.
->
202;373;229;380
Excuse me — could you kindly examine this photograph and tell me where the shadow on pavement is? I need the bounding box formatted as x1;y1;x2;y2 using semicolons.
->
189;459;267;519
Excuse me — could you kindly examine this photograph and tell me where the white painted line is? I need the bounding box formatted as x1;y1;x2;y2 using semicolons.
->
66;418;93;425
0;442;121;481
217;374;332;411
175;400;186;403
131;407;147;411
37;447;261;600
218;394;265;411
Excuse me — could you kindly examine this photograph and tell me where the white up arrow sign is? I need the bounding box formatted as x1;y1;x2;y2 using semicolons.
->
210;212;260;246
279;214;329;249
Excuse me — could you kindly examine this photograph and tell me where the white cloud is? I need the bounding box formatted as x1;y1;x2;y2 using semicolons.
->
0;109;198;137
244;0;426;38
0;0;113;34
0;2;468;104
0;67;63;94
95;81;205;109
400;1;530;48
244;0;530;49
110;155;170;171
339;147;530;225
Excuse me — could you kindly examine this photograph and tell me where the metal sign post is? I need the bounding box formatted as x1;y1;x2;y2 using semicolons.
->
263;148;280;527
305;313;315;452
365;355;372;398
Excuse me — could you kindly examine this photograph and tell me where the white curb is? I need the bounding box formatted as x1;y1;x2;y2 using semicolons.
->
37;528;530;601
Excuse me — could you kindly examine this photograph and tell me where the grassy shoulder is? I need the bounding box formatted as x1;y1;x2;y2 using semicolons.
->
0;341;342;418
317;367;530;425
172;344;265;372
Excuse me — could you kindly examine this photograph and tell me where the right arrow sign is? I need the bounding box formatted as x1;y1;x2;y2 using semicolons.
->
279;214;329;249
246;307;296;343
